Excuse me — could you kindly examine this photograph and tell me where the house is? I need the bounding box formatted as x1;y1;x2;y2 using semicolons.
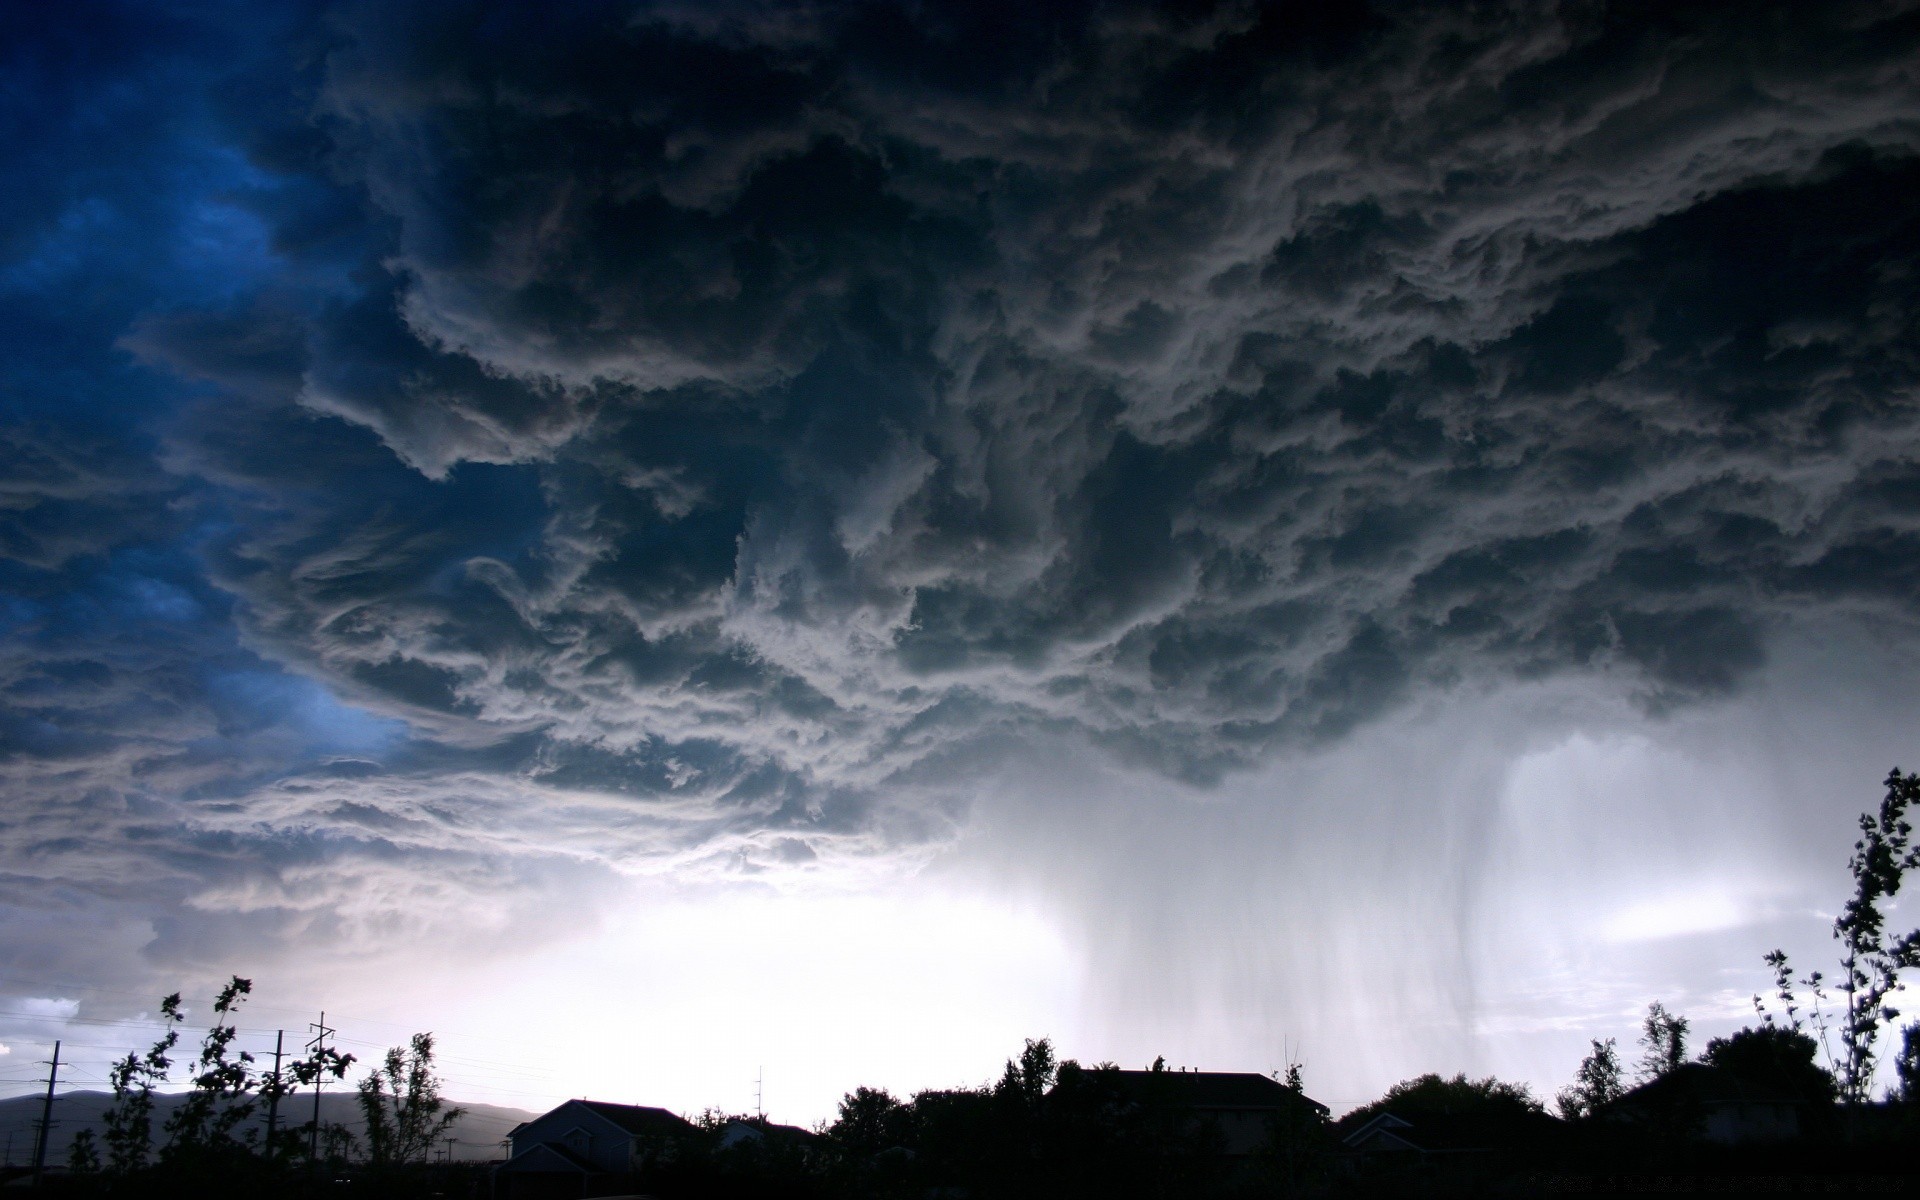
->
1340;1109;1516;1159
495;1098;696;1198
1101;1069;1330;1156
1604;1063;1811;1144
1336;1077;1563;1176
1341;1111;1426;1157
714;1115;821;1154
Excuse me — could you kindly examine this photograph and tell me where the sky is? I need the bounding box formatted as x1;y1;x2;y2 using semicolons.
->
4;0;1920;1128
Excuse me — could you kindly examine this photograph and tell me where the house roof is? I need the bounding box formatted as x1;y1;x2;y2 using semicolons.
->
564;1099;698;1137
499;1142;597;1175
723;1117;819;1141
1341;1112;1411;1144
1102;1070;1330;1117
718;1117;821;1149
1342;1113;1424;1154
1340;1108;1525;1154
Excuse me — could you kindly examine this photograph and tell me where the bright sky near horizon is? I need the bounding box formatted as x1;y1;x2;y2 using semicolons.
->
5;0;1920;1129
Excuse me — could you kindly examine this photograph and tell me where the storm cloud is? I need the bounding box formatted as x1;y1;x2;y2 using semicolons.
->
6;0;1920;1036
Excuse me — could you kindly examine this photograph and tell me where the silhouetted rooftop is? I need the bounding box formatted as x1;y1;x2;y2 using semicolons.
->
1103;1070;1329;1116
500;1142;598;1174
570;1099;698;1136
718;1116;822;1148
1342;1108;1544;1153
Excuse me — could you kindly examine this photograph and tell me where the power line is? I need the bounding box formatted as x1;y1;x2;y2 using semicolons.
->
0;1002;571;1079
1;985;593;1110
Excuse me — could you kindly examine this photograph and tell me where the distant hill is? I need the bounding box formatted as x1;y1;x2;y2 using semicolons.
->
0;1090;535;1165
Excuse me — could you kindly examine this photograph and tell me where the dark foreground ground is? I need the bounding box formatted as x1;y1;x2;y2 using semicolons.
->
12;1132;1917;1200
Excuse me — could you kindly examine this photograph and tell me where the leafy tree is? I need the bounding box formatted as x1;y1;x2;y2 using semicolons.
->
356;1032;465;1167
1698;1024;1834;1103
1636;1002;1689;1082
285;1036;357;1163
86;976;358;1186
160;975;259;1167
996;1036;1057;1113
1556;1038;1624;1119
830;1085;913;1156
907;1086;998;1193
1340;1072;1545;1129
1261;1060;1331;1190
101;991;183;1173
1893;1022;1920;1104
1757;947;1824;1042
67;1129;99;1175
1758;768;1920;1102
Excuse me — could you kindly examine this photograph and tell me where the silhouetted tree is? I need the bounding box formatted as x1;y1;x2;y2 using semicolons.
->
996;1036;1058;1112
1758;768;1920;1102
676;1108;832;1198
908;1086;998;1193
356;1032;464;1167
829;1085;913;1156
1341;1072;1546;1129
1339;1072;1556;1187
67;1129;99;1175
1636;1002;1689;1082
989;1036;1056;1179
1557;1038;1625;1119
160;976;259;1170
1892;1022;1920;1104
1260;1060;1332;1191
89;977;357;1188
286;1037;357;1166
100;991;184;1173
1699;1024;1835;1104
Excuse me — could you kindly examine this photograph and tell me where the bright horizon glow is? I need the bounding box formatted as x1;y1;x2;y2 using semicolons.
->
5;647;1915;1125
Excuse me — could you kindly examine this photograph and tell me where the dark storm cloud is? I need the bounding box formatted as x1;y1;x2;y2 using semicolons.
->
6;0;1920;957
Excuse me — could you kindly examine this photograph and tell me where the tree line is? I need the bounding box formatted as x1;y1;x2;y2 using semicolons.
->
1559;768;1920;1120
630;769;1920;1197
33;769;1920;1197
52;977;464;1196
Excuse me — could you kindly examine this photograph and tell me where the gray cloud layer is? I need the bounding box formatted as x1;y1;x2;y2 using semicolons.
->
6;0;1920;977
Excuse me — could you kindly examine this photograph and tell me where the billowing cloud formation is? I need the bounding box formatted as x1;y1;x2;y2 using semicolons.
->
5;0;1920;979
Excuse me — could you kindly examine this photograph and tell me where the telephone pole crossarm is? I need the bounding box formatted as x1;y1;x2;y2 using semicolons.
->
305;1013;336;1171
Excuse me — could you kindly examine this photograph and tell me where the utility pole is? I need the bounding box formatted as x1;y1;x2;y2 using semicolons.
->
30;1039;60;1189
306;1013;335;1171
265;1029;285;1159
754;1066;763;1122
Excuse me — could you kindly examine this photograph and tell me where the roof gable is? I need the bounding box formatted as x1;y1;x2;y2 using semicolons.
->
1341;1111;1413;1145
500;1142;595;1174
1342;1107;1543;1152
524;1099;696;1143
1346;1127;1423;1153
1103;1070;1330;1116
720;1117;819;1143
